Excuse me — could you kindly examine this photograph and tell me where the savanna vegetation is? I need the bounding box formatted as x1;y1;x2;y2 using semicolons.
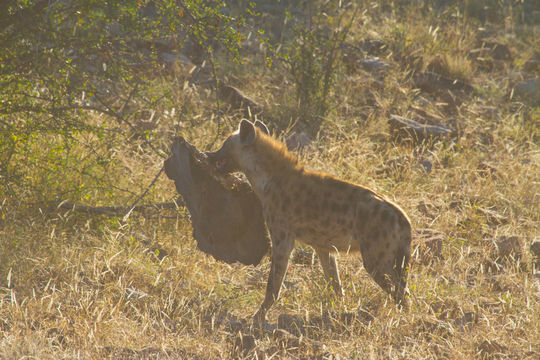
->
1;0;539;358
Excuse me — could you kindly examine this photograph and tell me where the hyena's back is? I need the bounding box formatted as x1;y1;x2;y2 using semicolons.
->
267;170;412;302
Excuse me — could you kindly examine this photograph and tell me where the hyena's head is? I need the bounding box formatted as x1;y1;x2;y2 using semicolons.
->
206;119;269;174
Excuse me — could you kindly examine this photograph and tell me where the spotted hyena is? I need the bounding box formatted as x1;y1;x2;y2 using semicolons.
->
207;120;412;322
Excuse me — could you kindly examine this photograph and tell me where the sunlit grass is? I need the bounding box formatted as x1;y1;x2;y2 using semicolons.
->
1;1;539;359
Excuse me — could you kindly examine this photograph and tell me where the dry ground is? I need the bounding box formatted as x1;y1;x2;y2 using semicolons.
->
1;1;539;359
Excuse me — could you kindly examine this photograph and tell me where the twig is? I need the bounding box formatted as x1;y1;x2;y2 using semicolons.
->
208;49;223;149
35;0;52;65
321;7;358;112
92;94;166;158
55;197;185;216
120;80;141;119
175;0;224;148
123;166;164;221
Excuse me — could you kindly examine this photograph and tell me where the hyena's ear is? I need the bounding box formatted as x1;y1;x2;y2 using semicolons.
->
254;120;269;135
239;119;256;145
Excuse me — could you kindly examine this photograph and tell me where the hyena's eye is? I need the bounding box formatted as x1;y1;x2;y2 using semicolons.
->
216;158;227;170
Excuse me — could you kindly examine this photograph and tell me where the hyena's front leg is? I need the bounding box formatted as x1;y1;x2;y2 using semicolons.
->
254;228;294;324
313;246;343;297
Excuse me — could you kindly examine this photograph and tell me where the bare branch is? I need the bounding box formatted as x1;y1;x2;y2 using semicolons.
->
123;167;165;221
54;198;185;216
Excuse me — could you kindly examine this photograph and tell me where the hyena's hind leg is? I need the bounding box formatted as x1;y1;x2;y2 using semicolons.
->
360;226;411;307
313;246;344;297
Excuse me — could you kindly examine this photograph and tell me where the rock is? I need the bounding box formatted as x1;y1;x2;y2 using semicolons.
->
357;57;391;74
414;95;434;107
484;259;505;274
358;39;387;55
530;239;540;267
376;154;413;175
470;38;513;69
426;55;447;75
534;271;540;297
342;41;388;73
124;287;148;299
342;39;386;58
477;161;498;176
292;249;315;265
358;57;390;70
467;103;502;122
356;308;375;323
232;333;256;358
272;328;301;349
331;310;375;327
129;232;151;245
493;236;522;260
131;110;158;136
477;339;508;359
227;321;244;333
134;109;155;121
139;1;158;18
159;52;194;68
389;114;455;142
277;314;305;337
412;229;444;264
418;158;433;173
105;21;124;37
414;319;453;341
413;71;475;94
218;85;262;117
149;247;168;261
523;52;540;73
409;105;446;124
512;77;540;106
311;310;374;331
286;132;312;152
469;50;506;71
477;208;508;226
376;154;434;175
453;311;477;331
135;38;175;53
103;346;202;359
416;201;441;218
479;39;512;61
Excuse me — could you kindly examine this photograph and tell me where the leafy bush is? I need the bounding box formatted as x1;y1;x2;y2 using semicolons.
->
0;0;246;202
279;2;357;129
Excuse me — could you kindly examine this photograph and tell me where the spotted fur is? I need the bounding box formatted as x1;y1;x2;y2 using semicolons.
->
207;120;412;322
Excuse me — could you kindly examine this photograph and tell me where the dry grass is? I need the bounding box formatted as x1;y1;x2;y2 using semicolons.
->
1;1;539;359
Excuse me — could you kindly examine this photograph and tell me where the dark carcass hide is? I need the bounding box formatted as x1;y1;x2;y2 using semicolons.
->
164;137;270;266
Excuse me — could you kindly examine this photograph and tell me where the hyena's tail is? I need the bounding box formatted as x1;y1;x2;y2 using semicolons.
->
393;243;411;306
359;213;412;308
393;228;412;307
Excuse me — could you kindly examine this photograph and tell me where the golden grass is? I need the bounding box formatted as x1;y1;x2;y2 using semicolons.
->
1;2;539;359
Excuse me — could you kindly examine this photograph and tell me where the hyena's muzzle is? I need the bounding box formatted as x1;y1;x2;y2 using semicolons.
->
205;147;239;174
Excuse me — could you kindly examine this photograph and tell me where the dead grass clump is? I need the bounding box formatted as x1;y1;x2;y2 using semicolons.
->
427;53;475;82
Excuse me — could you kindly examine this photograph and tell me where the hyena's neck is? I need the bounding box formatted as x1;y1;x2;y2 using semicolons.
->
242;160;301;199
241;137;302;198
